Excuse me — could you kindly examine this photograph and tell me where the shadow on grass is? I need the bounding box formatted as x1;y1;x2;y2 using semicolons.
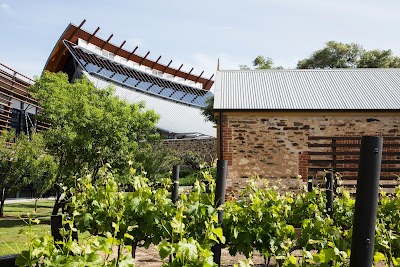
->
6;202;54;209
0;218;51;228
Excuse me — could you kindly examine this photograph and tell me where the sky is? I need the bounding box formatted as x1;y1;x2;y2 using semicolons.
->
1;0;400;81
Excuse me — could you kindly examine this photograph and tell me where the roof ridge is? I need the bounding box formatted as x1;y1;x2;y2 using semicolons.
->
218;68;400;72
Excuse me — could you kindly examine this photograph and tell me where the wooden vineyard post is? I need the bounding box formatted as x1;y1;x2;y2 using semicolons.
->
308;175;313;192
212;160;227;267
350;136;383;267
50;214;63;242
171;165;180;203
326;172;334;218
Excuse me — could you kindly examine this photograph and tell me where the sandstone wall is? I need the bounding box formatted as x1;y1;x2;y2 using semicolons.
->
221;114;400;192
162;137;217;164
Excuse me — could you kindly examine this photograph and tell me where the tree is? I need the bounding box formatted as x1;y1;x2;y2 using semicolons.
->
133;142;180;182
30;72;159;214
252;56;283;69
297;41;400;69
0;131;55;217
31;149;57;212
297;41;364;69
358;49;400;68
201;95;217;124
253;55;274;69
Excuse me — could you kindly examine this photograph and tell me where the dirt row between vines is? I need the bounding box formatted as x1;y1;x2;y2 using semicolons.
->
134;245;268;266
134;246;387;267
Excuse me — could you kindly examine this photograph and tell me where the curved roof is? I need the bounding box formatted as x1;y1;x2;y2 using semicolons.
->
44;20;214;90
64;41;212;108
86;73;216;137
214;69;400;110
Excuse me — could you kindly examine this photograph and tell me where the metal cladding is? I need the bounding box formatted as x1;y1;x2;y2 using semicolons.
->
0;63;48;134
86;73;216;137
214;69;400;110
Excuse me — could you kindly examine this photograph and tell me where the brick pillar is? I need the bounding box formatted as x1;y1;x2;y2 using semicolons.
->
222;115;233;165
298;151;309;181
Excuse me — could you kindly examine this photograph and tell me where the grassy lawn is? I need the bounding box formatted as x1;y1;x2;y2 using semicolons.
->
0;200;54;256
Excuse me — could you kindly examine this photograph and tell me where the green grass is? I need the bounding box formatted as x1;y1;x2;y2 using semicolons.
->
0;200;100;257
0;219;51;256
2;200;54;218
0;200;54;256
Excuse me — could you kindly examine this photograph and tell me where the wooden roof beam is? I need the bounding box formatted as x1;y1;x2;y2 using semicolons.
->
77;19;87;29
66;19;86;42
115;40;126;54
128;46;139;61
173;64;184;77
204;74;215;90
101;34;114;49
88;27;100;43
151;56;162;69
162;60;173;73
139;51;150;65
184;68;194;80
195;71;204;83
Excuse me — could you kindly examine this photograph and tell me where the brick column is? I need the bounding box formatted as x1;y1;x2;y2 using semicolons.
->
298;151;309;181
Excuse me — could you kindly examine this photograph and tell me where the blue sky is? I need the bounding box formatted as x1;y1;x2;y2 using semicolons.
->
1;0;400;80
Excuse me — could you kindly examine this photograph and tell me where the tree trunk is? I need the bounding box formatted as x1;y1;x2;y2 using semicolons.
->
52;190;61;215
0;188;5;218
116;244;121;265
131;241;137;259
52;154;64;216
0;200;4;218
35;198;38;212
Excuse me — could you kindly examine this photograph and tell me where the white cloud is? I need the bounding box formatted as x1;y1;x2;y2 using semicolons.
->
0;3;9;10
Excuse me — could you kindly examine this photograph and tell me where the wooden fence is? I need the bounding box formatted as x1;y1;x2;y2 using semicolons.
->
307;136;400;193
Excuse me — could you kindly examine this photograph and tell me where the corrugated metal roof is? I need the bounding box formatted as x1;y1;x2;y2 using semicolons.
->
214;69;400;110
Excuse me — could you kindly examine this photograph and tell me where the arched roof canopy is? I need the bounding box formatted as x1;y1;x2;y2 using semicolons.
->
44;20;214;90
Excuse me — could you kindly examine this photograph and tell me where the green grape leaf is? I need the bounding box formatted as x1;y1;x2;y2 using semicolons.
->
374;252;386;263
159;240;174;259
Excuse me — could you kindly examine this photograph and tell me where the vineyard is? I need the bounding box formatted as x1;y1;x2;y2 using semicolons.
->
13;164;400;267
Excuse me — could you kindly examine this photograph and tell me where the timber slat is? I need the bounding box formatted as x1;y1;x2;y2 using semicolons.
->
309;136;400;141
309;167;400;172
308;151;400;156
309;159;400;164
309;143;400;148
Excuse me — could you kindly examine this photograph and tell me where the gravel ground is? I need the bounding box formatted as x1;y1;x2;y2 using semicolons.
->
134;246;269;266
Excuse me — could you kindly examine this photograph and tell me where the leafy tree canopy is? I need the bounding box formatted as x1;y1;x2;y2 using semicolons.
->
253;55;274;69
239;56;283;70
297;41;400;69
0;131;55;217
201;95;217;124
358;49;400;68
30;72;159;213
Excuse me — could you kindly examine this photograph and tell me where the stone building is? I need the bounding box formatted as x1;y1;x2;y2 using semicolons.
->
213;69;400;192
